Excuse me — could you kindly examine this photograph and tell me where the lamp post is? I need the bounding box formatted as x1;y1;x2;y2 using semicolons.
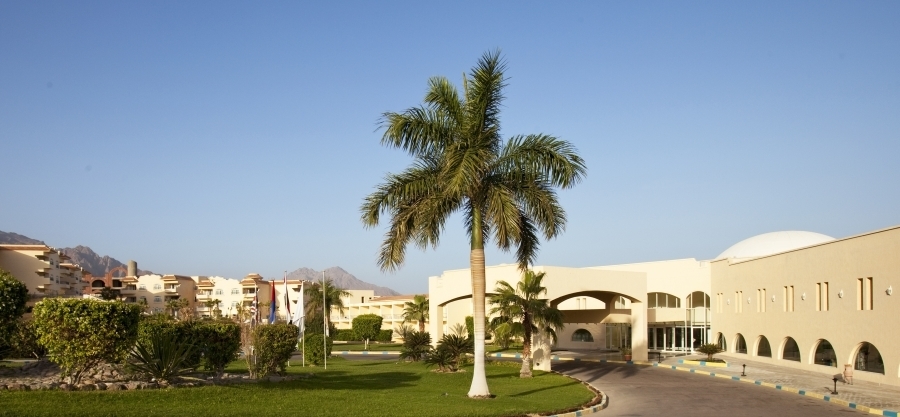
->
832;377;839;395
741;364;746;376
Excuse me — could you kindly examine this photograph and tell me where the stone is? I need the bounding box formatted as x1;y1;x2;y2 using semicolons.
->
126;383;140;390
108;383;125;391
77;384;95;391
58;383;71;391
96;383;107;390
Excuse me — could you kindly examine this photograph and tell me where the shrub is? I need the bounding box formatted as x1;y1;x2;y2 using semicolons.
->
193;320;241;378
436;333;473;370
697;343;724;362
334;329;357;341
33;298;141;383
127;332;197;383
305;333;333;366
304;312;336;336
8;319;45;359
424;347;454;372
137;315;201;368
352;314;383;350
0;269;28;360
399;331;431;362
377;329;393;342
251;323;299;377
393;324;414;341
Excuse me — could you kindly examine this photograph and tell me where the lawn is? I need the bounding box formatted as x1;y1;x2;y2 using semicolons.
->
0;357;595;417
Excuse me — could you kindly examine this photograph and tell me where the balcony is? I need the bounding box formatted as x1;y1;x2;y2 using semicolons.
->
164;287;179;293
35;268;51;277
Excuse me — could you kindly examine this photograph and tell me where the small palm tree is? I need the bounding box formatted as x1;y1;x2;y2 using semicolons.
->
490;270;563;378
361;50;586;397
402;294;429;332
303;278;351;330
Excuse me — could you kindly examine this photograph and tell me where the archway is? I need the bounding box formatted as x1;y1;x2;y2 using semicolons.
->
734;333;747;354
756;336;771;357
91;280;105;288
571;329;594;342
715;333;726;351
781;337;800;362
853;342;884;374
812;339;837;367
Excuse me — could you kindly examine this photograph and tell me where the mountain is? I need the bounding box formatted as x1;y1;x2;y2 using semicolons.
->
60;245;154;277
0;231;44;245
0;230;153;277
286;266;400;296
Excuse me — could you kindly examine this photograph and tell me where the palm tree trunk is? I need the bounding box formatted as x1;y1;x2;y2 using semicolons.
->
520;314;533;378
419;320;425;333
468;247;490;397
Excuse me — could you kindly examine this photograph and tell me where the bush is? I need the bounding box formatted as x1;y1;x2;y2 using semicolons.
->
435;333;473;371
251;323;299;377
399;331;431;362
0;269;28;360
424;347;455;372
33;298;141;383
127;332;197;383
393;324;414;341
304;312;337;336
305;333;333;366
334;329;357;341
377;329;393;342
352;314;383;350
137;315;201;368
193;320;241;378
8;319;45;359
697;343;724;362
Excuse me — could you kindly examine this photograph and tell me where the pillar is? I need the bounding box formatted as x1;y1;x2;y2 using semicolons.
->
429;303;444;347
631;301;648;361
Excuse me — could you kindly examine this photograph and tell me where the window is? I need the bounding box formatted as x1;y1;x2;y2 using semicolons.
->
815;282;829;311
571;329;594;342
814;339;837;367
783;286;794;312
647;292;680;308
855;343;885;374
735;334;747;354
139;284;146;290
215;289;224;295
153;284;161;290
756;336;771;357
231;289;239;295
153;296;161;303
782;338;800;361
757;289;766;312
858;278;873;310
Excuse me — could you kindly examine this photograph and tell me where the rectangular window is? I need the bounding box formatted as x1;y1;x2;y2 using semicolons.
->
215;289;223;295
857;278;864;310
816;283;821;311
139;284;146;290
866;277;873;310
783;287;788;312
153;284;161;290
153;296;161;303
756;289;761;312
761;288;766;313
788;286;794;312
231;289;239;295
823;282;829;311
739;291;744;313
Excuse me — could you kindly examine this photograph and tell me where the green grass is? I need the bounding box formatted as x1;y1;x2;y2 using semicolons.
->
332;342;403;351
0;357;594;417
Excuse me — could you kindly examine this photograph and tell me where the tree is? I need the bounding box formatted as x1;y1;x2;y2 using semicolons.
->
251;323;299;378
0;269;28;359
32;298;141;383
490;270;564;377
352;314;383;350
303;279;350;330
165;298;192;321
402;294;429;332
361;50;585;397
203;299;222;318
98;286;120;301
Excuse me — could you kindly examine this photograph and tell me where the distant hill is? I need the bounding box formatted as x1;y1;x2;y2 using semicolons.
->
287;266;400;296
0;230;153;277
0;231;44;245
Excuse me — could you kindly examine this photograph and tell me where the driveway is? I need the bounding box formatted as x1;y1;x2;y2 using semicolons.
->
553;361;863;416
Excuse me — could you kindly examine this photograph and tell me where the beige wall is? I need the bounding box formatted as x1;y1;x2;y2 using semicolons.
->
0;245;85;304
711;226;900;386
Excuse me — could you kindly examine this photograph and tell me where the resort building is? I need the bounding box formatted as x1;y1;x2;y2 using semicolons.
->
0;245;89;306
426;224;900;386
331;291;425;335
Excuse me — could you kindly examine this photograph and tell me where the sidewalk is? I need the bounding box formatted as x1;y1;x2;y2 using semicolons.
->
655;353;900;415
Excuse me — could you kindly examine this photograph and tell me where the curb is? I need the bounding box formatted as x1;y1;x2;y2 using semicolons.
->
546;388;609;417
678;359;728;367
337;351;401;355
652;363;899;417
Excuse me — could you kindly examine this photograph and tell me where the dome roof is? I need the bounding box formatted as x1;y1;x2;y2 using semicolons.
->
716;231;835;260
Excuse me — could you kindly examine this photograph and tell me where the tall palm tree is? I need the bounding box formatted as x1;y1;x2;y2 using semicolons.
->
361;50;585;396
489;270;563;377
402;294;429;332
303;278;351;330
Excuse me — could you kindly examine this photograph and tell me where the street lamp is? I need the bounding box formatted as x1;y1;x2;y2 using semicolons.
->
741;364;746;376
832;377;839;395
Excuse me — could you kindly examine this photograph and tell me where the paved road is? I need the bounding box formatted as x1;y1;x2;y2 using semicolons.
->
553;361;863;417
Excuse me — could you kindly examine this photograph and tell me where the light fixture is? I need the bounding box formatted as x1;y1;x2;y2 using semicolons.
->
888;286;893;296
727;299;730;305
771;295;776;302
838;290;844;298
747;297;751;304
801;293;806;300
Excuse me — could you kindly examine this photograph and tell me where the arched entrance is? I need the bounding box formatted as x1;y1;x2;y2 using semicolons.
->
812;339;837;367
853;342;885;374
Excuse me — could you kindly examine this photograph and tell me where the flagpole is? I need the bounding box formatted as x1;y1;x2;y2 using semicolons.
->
323;271;327;370
301;281;305;367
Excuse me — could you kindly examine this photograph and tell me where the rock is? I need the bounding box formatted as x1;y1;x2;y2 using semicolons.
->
96;383;107;390
108;383;125;390
77;384;95;391
126;383;140;390
58;383;71;391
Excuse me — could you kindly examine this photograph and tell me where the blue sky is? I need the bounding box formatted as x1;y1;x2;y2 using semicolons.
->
2;1;898;294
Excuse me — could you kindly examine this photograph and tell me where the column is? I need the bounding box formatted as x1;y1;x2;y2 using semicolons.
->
429;303;443;348
631;301;648;361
